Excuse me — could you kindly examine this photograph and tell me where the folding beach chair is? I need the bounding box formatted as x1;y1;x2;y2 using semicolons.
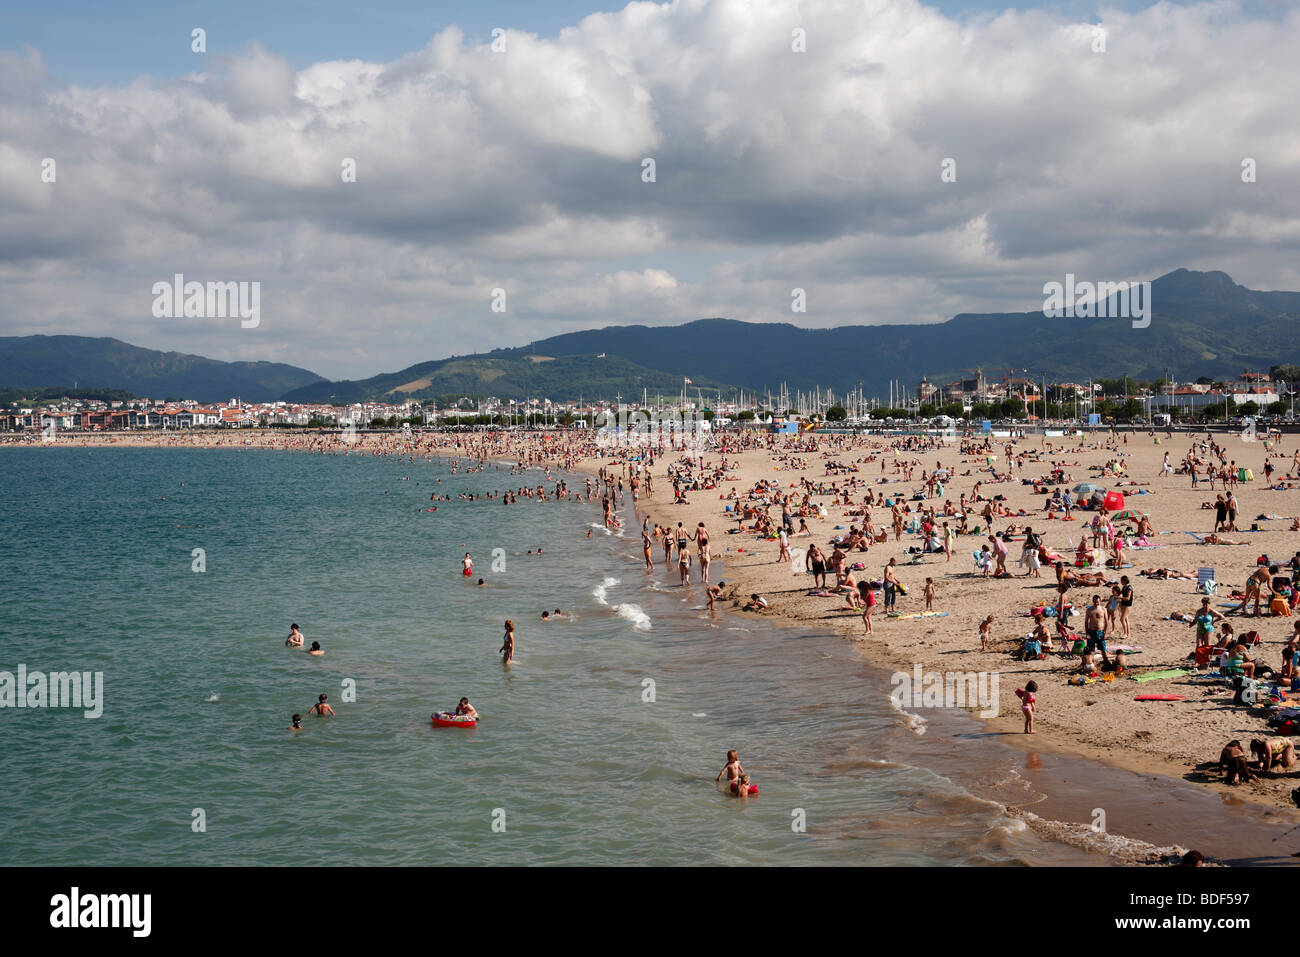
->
1196;567;1216;596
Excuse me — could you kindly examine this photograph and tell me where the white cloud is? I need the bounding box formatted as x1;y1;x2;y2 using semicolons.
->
1;0;1298;377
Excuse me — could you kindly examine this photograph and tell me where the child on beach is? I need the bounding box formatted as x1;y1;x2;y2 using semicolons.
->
979;614;994;651
860;580;877;635
924;578;936;612
707;581;725;614
1219;740;1254;784
1015;681;1038;734
500;620;515;664
1250;737;1297;771
716;750;744;785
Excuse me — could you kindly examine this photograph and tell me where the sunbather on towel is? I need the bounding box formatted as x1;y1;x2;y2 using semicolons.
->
1200;533;1247;545
1138;567;1196;580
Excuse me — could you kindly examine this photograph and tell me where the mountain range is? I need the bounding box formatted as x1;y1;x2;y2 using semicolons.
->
6;270;1300;404
0;336;323;403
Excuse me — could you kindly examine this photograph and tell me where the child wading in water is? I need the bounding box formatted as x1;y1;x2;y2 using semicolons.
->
1015;681;1038;733
499;620;515;664
715;749;743;786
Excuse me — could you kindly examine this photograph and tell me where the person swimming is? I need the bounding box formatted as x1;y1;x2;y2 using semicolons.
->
307;693;334;717
286;623;304;648
454;697;478;718
308;641;324;656
289;714;303;730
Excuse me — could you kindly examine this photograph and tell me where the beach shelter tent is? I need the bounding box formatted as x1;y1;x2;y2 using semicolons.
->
1102;491;1125;511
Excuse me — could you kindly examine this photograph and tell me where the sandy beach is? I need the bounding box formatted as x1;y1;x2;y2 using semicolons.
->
601;428;1300;814
16;424;1300;816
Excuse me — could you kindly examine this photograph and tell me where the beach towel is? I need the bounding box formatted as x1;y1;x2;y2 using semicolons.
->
1130;668;1193;683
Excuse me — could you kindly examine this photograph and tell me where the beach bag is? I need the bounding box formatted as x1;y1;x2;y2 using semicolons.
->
1232;677;1260;706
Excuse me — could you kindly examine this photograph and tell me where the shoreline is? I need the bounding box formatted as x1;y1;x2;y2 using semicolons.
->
16;430;1300;824
594;436;1300;822
600;465;1296;864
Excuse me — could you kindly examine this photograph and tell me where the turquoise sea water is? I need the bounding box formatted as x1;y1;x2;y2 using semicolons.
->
0;448;1152;865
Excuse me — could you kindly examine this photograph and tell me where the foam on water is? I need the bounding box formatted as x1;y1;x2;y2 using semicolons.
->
887;693;928;735
614;603;652;631
592;576;619;605
1011;810;1189;865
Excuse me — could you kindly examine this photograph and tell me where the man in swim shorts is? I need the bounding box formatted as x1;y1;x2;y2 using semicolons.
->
1083;594;1110;668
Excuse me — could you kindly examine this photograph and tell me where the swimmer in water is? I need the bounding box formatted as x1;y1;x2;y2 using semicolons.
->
541;611;550;621
734;773;754;797
462;553;473;577
307;693;335;717
454;697;478;718
286;623;304;648
477;578;485;586
715;749;743;785
500;620;515;664
308;641;324;656
289;714;303;730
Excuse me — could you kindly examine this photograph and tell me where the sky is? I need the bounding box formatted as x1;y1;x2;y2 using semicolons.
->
2;0;1299;379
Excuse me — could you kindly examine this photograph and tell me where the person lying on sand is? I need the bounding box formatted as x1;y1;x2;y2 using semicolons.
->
1138;567;1197;580
1199;533;1247;545
1054;561;1108;587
